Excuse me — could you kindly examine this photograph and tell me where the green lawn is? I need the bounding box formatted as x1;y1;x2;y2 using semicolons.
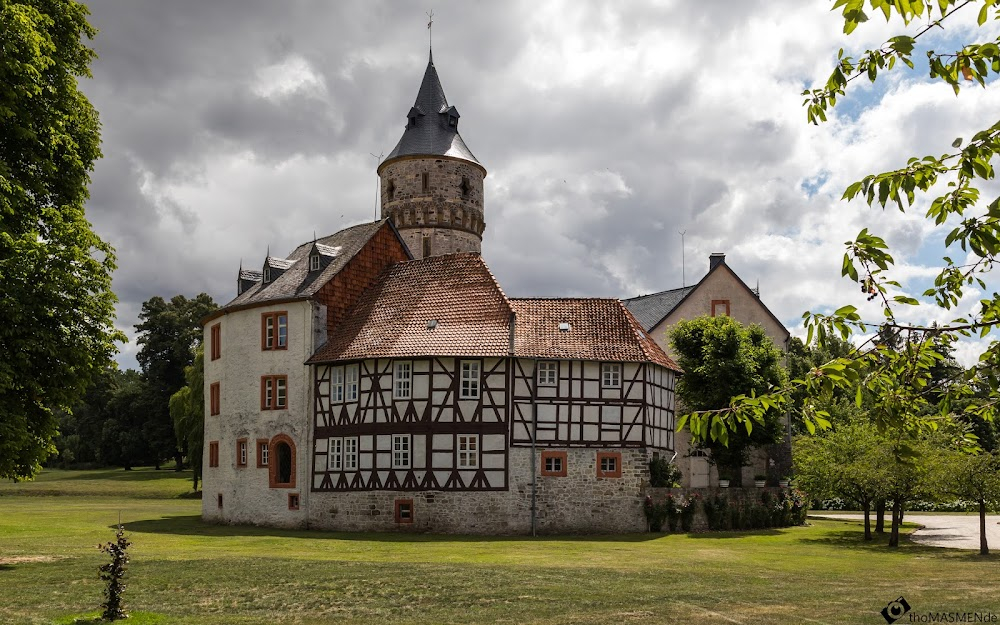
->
2;470;998;624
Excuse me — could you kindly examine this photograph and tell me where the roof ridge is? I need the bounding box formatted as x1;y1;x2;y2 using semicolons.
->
623;285;694;301
511;297;622;302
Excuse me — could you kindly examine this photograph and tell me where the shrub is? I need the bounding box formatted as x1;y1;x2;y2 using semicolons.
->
649;456;682;488
97;522;131;621
679;494;699;532
703;494;730;531
643;496;669;532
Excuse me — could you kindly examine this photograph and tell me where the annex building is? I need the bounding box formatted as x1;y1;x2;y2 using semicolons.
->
201;51;683;534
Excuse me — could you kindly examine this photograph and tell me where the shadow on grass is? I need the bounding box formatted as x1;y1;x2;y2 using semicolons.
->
122;515;664;543
683;528;787;538
62;468;192;482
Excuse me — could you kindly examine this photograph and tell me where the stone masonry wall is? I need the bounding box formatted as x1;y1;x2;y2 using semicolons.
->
379;156;485;259
307;447;650;534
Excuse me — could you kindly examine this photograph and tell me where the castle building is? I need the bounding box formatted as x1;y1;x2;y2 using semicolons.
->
201;52;679;534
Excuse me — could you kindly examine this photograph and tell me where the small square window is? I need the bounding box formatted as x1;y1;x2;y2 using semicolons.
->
711;299;731;317
540;451;567;477
597;452;622;478
395;499;414;524
601;363;621;388
288;493;300;510
537;362;557;386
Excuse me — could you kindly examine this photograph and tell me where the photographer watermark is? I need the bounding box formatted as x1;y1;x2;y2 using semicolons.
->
881;596;999;623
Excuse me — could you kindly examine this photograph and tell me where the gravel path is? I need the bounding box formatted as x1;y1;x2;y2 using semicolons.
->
812;512;1000;550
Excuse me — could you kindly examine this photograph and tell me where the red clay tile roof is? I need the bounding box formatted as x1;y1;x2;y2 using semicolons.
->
510;298;681;372
308;253;513;362
308;253;681;372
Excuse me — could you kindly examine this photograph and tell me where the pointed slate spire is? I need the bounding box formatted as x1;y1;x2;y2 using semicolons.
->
382;51;481;167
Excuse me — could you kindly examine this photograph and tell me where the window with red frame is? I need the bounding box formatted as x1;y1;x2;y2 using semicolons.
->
210;382;220;416
261;312;288;350
210;323;221;360
260;375;288;410
208;441;219;468
596;452;622;478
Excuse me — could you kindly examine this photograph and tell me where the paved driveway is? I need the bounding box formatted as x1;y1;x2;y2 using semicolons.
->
813;512;1000;550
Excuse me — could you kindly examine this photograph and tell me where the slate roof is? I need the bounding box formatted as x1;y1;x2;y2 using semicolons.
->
308;253;513;362
383;53;481;167
510;298;681;372
223;220;394;310
622;286;695;332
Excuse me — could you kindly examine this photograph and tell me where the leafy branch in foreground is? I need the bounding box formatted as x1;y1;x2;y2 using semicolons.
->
680;0;1000;450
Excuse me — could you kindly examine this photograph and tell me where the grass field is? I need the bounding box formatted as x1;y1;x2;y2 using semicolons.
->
2;469;999;624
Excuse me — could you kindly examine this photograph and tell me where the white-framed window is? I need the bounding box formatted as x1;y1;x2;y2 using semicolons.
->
309;254;320;271
328;437;343;471
460;360;480;399
343;437;359;470
457;435;479;468
345;364;359;401
393;361;412;399
392;434;411;469
537;361;557;386
331;366;344;403
601;363;621;388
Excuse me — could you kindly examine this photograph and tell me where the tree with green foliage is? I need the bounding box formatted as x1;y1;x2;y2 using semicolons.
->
0;0;124;480
794;419;890;540
683;0;1000;460
169;346;205;491
99;369;157;470
934;451;1000;555
671;316;787;486
135;294;216;469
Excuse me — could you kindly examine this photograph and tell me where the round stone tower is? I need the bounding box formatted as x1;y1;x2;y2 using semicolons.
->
378;52;486;260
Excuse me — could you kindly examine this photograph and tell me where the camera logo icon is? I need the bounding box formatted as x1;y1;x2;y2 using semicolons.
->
881;596;911;623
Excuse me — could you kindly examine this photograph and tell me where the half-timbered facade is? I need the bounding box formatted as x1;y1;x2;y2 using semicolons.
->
303;255;680;533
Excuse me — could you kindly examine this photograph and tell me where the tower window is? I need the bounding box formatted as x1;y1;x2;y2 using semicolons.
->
422;235;431;258
421;172;429;192
460;177;470;198
387;180;395;201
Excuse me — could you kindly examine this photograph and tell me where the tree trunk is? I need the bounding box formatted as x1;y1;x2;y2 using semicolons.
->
863;500;872;541
981;500;989;556
174;450;184;471
889;500;901;548
875;500;886;533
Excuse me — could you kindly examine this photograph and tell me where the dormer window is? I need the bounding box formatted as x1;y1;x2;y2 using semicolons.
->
406;106;424;129
263;267;272;283
448;115;457;127
558;322;571;332
309;255;320;272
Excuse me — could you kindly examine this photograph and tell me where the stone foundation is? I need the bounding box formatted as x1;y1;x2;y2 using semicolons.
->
307;447;650;534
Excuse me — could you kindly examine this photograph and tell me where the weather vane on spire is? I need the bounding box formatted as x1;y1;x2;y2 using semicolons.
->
426;9;434;52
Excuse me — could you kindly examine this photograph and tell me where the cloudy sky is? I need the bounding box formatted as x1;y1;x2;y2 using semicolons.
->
77;1;1000;370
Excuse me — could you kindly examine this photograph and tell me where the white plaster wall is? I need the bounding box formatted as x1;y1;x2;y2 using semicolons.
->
202;300;316;528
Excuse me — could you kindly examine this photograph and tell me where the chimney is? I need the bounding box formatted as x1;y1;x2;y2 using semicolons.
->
709;252;726;271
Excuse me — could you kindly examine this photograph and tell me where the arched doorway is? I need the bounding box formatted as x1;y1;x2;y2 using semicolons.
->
268;434;296;488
